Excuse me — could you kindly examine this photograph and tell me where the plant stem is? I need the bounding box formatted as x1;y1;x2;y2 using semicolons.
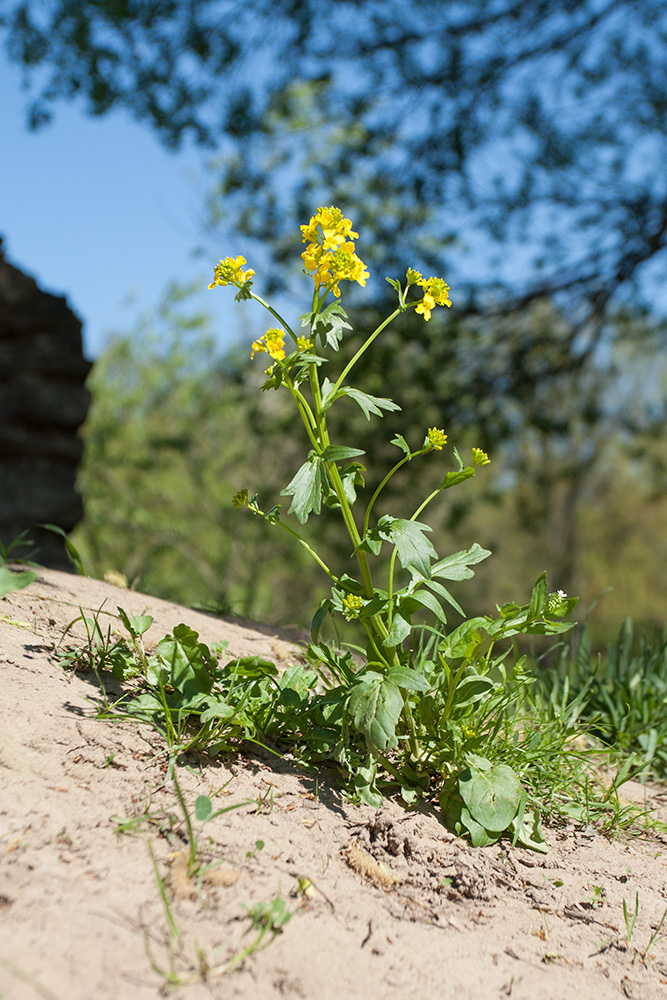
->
172;767;198;875
274;521;339;582
402;699;421;759
250;292;299;343
411;486;441;523
332;308;402;394
363;452;421;536
308;361;377;600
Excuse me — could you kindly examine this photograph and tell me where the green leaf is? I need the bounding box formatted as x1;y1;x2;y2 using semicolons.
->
234;279;253;302
431;543;492;581
227;656;278;677
319;377;338;412
510;808;548;853
117;607;153;638
155;624;214;694
384;613;412;647
439;617;489;659
423;579;464;616
349;674;403;752
459;758;523;832
440;467;475;490
310;599;332;642
357;527;384;556
377;516;437;577
199;701;236;723
195;795;213;821
404;588;447;624
386;666;430;693
352;757;383;808
0;565;37;598
320;445;366;462
451;675;495;709
460;807;499;847
391;434;411;457
281;455;326;523
340;462;366;504
341;387;401;420
528;572;548;619
40;523;87;575
302;301;352;350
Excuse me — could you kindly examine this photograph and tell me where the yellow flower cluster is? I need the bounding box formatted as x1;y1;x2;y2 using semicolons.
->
296;336;314;351
301;206;369;298
426;427;448;451
251;327;286;361
342;593;364;620
232;489;249;508
412;273;452;321
208;255;255;289
471;448;490;466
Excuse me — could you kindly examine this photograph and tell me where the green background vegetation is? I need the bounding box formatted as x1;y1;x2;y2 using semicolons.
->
72;282;667;648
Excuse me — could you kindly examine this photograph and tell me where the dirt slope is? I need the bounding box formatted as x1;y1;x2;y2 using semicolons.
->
1;567;667;1000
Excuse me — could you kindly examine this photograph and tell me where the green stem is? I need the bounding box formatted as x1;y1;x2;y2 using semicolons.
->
308;361;377;600
247;499;339;583
402;699;420;760
363;452;420;537
411;486;441;523
332;307;402;394
172;767;198;875
305;360;396;654
373;749;405;785
285;377;319;450
441;657;467;721
275;520;339;583
290;384;317;430
249;292;299;343
360;618;391;669
386;548;399;627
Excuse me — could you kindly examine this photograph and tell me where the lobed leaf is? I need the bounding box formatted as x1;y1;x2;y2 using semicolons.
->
349;674;403;752
281;455;327;523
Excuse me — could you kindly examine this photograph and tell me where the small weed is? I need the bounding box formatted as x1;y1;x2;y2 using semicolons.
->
619;894;667;963
40;523;87;575
585;884;607;909
623;892;639;944
55;603;140;679
644;907;667;962
237;896;292;961
0;531;37;597
246;839;265;862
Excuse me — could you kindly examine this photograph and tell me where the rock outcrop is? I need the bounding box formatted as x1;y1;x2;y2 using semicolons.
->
0;238;91;568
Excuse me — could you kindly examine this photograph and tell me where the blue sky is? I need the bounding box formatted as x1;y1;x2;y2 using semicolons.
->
0;57;258;359
4;45;666;367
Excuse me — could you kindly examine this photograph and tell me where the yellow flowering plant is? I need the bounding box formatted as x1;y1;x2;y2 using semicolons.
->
209;207;577;848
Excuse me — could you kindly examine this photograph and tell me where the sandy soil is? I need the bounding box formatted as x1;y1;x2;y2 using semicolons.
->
1;566;667;1000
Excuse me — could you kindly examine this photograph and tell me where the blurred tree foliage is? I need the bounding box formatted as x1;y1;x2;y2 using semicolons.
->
3;0;667;322
74;285;667;643
6;0;667;623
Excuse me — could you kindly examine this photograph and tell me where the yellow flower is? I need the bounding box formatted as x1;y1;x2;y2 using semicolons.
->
471;448;490;466
426;427;448;451
232;489;249;508
342;593;364;620
300;206;358;248
406;267;423;286
301;206;369;297
208;255;255;289
415;276;452;321
251;327;286;361
296;336;314;351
